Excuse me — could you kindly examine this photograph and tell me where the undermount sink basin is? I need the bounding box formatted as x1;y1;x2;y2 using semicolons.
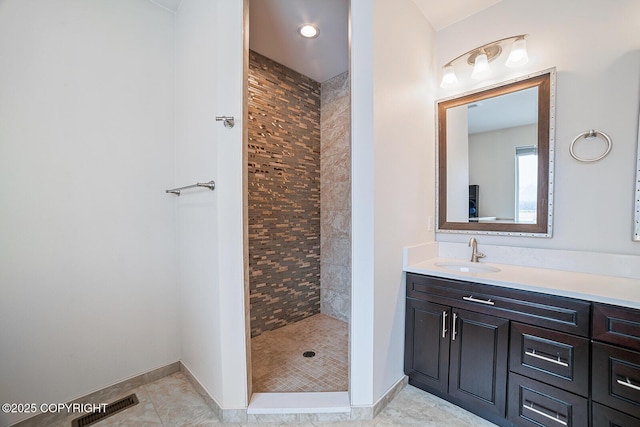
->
435;261;501;273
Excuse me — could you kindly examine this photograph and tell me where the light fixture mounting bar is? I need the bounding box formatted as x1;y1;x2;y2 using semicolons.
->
443;34;528;67
467;44;502;66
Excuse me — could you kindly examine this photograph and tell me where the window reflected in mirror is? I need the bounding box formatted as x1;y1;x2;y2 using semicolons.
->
515;146;537;223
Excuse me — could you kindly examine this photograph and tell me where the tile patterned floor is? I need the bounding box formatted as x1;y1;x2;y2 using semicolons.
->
251;314;349;392
37;313;497;426
47;372;218;427
57;372;497;426
366;385;498;427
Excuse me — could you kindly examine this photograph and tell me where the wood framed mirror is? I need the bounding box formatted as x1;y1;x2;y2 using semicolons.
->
634;104;640;242
437;69;556;236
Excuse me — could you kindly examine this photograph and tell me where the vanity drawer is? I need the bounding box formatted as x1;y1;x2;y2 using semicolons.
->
406;273;591;336
507;372;588;427
509;322;589;396
592;342;640;418
592;402;640;427
593;303;640;351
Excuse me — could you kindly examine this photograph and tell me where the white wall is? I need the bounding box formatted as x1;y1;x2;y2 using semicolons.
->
175;0;248;411
0;1;179;425
469;124;537;219
350;0;376;405
446;106;470;222
214;0;249;410
371;0;436;402
436;0;640;255
175;0;222;407
351;0;436;406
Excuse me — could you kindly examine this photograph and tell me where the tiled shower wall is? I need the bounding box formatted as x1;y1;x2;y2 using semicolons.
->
320;71;351;323
247;51;321;337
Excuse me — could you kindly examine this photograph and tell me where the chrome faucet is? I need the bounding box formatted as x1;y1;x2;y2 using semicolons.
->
468;237;486;263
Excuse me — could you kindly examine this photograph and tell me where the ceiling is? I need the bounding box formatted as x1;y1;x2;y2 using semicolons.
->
151;0;183;11
248;0;503;82
411;0;502;31
467;87;538;134
155;0;503;83
249;0;349;82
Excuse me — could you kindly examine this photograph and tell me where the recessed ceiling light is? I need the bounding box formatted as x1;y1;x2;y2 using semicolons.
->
298;24;319;39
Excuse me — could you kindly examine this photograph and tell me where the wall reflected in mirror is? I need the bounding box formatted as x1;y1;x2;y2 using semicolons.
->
446;87;538;224
437;69;555;236
634;106;640;242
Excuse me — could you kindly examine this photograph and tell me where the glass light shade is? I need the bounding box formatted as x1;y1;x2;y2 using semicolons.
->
440;65;458;88
298;24;319;38
471;53;491;79
506;38;529;67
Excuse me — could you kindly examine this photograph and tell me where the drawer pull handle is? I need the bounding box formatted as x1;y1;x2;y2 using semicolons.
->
617;377;640;392
463;295;495;305
523;402;567;426
442;311;448;338
525;349;569;367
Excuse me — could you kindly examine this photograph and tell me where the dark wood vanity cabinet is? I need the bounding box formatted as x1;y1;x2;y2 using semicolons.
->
405;298;509;421
591;303;640;425
404;273;640;427
509;322;589;396
508;372;588;427
592;402;640;427
405;299;450;394
592;303;640;351
507;321;589;426
449;308;509;419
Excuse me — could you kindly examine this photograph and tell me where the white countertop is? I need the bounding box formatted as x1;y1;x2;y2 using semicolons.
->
405;257;640;310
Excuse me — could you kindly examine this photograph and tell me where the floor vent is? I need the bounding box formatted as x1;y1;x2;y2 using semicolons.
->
71;394;139;427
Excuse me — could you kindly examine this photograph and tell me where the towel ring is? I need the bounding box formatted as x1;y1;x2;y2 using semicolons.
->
569;129;612;162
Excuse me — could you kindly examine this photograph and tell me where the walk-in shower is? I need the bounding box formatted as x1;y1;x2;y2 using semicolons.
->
247;0;350;394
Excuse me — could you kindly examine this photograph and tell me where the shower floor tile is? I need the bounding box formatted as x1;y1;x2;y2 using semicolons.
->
251;314;348;392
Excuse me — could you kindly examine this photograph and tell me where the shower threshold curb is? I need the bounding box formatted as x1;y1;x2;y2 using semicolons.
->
247;392;350;414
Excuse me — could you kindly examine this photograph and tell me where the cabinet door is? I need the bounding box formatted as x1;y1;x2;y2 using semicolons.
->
593;303;640;351
592;342;640;418
510;322;589;396
508;372;588;427
404;299;450;394
449;308;509;418
592;402;640;427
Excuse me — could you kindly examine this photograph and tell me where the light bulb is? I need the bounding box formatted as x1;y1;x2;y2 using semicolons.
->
298;24;319;39
471;53;491;80
506;37;529;67
440;65;458;88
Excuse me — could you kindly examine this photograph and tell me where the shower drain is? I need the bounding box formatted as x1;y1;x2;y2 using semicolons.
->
303;351;316;358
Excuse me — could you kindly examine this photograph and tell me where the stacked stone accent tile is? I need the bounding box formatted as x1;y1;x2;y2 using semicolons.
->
248;51;321;337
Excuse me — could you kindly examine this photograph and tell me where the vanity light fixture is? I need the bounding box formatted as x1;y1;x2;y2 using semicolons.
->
440;34;529;88
441;65;458;87
297;24;319;39
471;51;491;80
505;36;529;67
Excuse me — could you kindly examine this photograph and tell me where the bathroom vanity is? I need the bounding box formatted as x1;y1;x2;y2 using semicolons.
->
404;260;640;427
418;55;640;426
